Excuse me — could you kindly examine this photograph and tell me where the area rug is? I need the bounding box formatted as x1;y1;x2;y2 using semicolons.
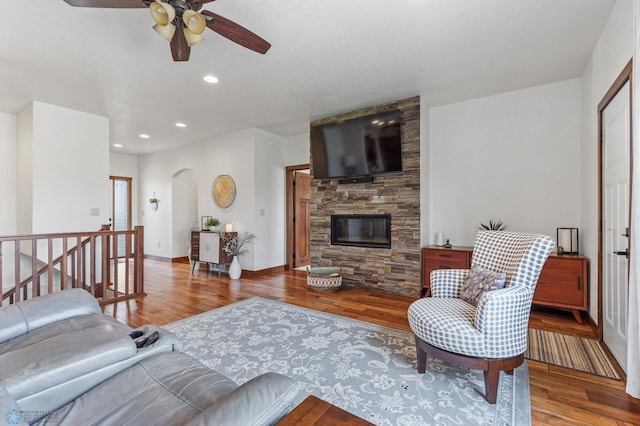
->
165;297;531;425
525;328;620;380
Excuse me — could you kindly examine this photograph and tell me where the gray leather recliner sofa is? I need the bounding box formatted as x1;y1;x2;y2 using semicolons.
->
0;289;298;425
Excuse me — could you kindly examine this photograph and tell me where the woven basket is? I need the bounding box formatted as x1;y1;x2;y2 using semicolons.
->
307;273;342;293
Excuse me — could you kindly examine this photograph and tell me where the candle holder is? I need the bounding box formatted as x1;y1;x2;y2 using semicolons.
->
556;228;578;254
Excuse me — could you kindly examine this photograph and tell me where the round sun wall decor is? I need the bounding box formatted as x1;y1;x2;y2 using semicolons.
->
212;174;236;208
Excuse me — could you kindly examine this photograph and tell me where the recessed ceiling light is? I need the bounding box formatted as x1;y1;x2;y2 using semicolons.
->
113;143;123;148
203;75;219;84
175;122;187;128
139;134;150;139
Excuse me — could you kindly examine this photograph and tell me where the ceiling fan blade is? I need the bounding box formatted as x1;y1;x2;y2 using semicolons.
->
201;10;271;54
62;0;146;7
170;25;191;62
190;0;216;8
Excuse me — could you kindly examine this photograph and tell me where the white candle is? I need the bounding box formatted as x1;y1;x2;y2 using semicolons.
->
226;224;233;232
558;229;573;253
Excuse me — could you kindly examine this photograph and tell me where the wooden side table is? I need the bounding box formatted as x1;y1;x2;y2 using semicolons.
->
278;396;374;426
421;246;472;297
533;253;589;324
420;246;589;324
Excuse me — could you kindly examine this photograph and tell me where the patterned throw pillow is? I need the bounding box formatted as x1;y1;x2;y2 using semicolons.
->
460;264;507;306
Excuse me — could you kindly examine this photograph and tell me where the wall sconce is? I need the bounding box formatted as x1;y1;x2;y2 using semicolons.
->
225;223;233;232
557;227;578;254
149;192;159;212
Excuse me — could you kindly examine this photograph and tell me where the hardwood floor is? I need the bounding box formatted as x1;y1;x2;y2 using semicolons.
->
102;259;640;425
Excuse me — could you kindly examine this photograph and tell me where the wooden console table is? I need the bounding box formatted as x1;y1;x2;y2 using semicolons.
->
421;246;589;324
277;396;373;425
191;231;235;276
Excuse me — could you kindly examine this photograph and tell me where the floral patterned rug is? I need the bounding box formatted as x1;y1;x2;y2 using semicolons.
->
165;297;530;425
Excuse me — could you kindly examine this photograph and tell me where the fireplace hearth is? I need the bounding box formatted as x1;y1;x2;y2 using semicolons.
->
331;214;391;249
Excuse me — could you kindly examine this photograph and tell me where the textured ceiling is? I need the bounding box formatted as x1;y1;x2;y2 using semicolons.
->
0;0;616;154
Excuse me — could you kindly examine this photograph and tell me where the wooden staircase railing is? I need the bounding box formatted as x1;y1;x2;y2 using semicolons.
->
1;226;144;306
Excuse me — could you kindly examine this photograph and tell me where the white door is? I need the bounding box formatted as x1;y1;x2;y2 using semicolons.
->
602;80;631;372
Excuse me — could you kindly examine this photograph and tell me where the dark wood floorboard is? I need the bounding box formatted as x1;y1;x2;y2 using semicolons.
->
101;259;640;426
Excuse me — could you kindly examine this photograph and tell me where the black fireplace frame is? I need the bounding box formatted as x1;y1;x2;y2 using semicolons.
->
330;214;392;249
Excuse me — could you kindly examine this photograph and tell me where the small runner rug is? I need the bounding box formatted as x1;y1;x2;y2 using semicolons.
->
525;328;620;380
166;297;531;425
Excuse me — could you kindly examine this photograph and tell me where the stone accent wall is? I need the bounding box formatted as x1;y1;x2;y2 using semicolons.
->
310;96;420;297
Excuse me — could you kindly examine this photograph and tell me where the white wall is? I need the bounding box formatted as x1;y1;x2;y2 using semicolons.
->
281;133;311;166
28;102;110;234
420;101;429;246
580;0;634;320
0;112;17;235
171;169;198;257
17;105;33;235
253;129;288;270
138;147;190;255
138;128;296;271
428;79;582;247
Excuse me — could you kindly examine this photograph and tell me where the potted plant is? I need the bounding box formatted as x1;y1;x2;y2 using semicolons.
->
478;219;508;231
204;217;221;232
223;232;257;279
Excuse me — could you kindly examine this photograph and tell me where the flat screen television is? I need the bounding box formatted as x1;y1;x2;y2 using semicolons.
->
310;109;402;179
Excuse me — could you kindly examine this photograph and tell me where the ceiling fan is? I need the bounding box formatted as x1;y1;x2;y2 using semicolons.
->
62;0;271;62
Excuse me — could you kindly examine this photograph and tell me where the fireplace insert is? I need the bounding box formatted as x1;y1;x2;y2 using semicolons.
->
331;214;391;249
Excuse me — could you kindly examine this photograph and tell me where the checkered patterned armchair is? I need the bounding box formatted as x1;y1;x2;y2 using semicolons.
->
408;231;554;403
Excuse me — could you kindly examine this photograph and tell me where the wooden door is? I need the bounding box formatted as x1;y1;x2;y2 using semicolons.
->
600;72;631;372
294;171;311;268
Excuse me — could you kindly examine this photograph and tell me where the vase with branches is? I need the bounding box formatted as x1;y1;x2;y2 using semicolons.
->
223;232;257;257
223;232;256;279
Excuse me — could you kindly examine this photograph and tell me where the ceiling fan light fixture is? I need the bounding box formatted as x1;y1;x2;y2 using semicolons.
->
182;10;206;34
184;28;204;46
150;1;176;41
150;1;175;26
154;22;176;41
71;0;271;62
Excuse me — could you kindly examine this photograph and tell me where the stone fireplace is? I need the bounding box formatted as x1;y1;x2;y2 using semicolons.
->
309;96;420;297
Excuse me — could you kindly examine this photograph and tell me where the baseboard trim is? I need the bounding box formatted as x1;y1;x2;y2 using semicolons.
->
242;264;286;277
144;254;171;262
144;256;285;276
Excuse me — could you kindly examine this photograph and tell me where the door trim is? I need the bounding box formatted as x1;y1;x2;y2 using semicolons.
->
597;59;633;340
110;175;133;259
285;164;310;270
109;175;132;230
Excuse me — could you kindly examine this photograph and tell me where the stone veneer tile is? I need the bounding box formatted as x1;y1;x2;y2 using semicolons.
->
310;96;420;297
